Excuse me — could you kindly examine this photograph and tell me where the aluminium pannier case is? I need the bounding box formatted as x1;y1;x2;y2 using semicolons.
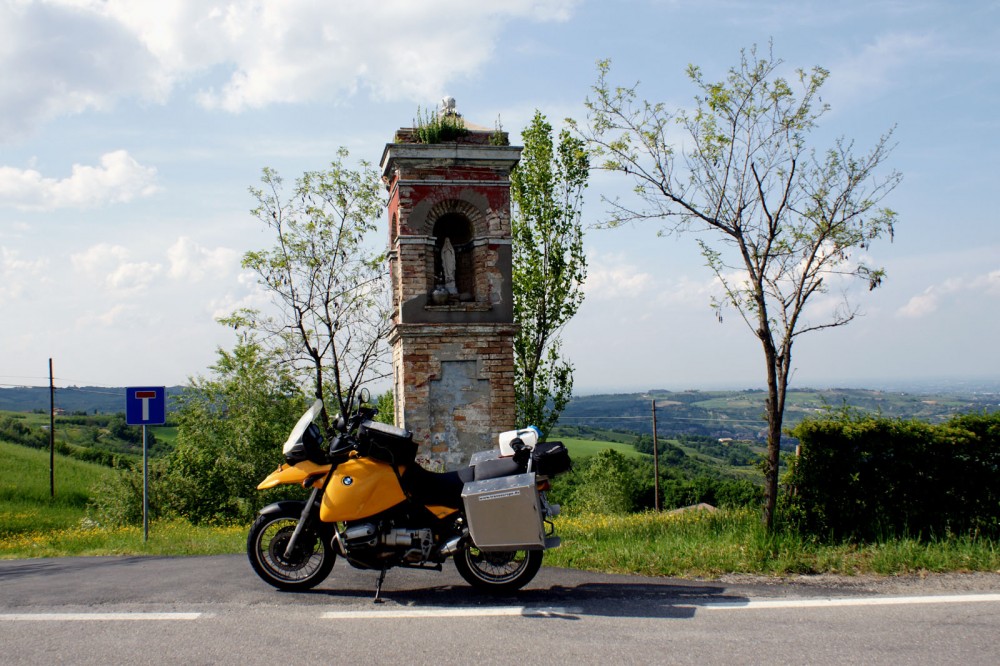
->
531;441;571;477
461;472;546;551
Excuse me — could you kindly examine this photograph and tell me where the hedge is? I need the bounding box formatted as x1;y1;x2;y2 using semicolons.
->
786;411;1000;540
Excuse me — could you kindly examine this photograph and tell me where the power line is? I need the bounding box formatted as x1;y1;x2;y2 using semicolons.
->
558;415;766;424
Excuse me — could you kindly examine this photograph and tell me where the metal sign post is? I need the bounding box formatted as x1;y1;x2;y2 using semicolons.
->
125;387;166;542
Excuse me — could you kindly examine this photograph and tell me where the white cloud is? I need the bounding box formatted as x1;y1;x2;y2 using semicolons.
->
897;269;1000;318
209;274;270;320
73;303;162;330
0;246;49;305
583;252;654;301
71;242;163;294
75;303;130;328
167;236;240;282
0;0;578;132
970;269;1000;296
655;273;721;308
70;243;130;275
105;261;163;293
184;0;578;111
0;151;159;211
898;289;939;319
826;32;938;105
0;0;162;136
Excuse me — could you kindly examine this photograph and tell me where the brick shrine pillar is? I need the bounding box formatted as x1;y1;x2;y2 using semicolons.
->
381;108;521;469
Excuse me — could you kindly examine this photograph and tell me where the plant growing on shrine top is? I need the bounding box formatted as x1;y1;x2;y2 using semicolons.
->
412;106;468;144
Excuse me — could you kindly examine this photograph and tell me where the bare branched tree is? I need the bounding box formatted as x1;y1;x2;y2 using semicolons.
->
222;148;391;430
574;45;901;529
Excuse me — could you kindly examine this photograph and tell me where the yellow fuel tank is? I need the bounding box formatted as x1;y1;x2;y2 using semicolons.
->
320;457;406;522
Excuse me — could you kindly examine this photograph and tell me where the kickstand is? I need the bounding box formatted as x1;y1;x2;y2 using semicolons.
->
373;569;388;604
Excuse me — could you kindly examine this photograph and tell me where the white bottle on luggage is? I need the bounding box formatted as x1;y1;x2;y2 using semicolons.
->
498;426;541;456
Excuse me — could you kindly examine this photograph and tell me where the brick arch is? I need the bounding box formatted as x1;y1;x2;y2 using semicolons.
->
417;196;489;238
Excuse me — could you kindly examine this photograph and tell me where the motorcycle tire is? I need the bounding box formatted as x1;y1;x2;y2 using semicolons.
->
247;506;334;591
453;546;543;594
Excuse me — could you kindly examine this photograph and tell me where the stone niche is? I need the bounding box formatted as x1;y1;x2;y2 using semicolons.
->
382;116;521;469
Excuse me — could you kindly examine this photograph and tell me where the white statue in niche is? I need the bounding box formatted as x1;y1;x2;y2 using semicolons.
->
441;237;458;295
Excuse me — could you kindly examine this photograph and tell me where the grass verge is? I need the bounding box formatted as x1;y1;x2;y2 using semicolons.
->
543;509;1000;577
0;519;245;559
3;509;998;578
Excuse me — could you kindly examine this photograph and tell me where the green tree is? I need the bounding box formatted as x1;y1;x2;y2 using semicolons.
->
164;338;306;523
372;389;395;426
89;338;305;526
573;449;637;514
511;111;589;435
576;45;900;530
225;148;390;430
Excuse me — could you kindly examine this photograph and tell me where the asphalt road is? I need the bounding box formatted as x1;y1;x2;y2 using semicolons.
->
2;555;999;665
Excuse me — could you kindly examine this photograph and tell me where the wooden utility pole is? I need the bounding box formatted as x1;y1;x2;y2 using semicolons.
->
49;358;55;498
652;399;660;511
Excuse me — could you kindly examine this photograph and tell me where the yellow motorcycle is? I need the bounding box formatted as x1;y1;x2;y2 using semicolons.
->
247;391;571;599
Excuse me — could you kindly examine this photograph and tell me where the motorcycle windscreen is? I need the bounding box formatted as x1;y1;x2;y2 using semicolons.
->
320;457;406;522
283;399;324;456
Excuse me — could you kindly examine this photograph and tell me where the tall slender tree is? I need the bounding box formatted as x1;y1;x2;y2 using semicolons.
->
511;111;589;435
576;46;901;529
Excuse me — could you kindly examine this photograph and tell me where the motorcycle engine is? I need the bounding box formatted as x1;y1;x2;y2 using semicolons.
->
342;523;377;548
340;523;434;565
382;528;434;563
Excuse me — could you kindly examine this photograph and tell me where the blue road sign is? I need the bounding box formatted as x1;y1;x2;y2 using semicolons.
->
125;386;166;425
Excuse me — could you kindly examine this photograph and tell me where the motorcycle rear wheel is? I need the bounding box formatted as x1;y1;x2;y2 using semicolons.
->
454;546;543;594
247;507;334;591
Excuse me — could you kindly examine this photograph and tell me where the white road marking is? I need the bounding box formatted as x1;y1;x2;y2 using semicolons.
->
321;606;579;619
0;612;202;622
321;594;1000;618
3;594;997;622
697;593;1000;610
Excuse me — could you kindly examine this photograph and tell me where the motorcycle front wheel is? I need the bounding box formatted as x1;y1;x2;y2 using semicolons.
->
247;507;334;591
454;546;543;594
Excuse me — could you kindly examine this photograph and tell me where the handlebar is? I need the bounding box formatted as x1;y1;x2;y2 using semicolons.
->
510;437;531;466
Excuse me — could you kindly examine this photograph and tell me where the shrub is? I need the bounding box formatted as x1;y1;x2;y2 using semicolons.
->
786;410;1000;540
413;107;467;144
89;339;307;526
572;449;639;514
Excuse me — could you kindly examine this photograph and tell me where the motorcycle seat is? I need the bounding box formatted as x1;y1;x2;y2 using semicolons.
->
471;456;523;481
402;464;473;509
402;456;526;510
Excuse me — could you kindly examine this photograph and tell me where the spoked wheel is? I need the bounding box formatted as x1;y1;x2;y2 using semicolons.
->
247;506;334;591
454;546;543;594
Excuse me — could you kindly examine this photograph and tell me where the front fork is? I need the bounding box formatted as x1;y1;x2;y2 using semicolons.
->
283;486;322;560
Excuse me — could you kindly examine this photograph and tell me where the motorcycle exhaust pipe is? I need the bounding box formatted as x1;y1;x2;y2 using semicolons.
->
438;535;464;557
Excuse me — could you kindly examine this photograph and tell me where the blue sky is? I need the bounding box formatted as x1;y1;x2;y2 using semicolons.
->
1;0;997;393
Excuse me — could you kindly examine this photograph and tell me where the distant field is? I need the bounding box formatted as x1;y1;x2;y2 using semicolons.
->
0;439;113;538
556;437;646;459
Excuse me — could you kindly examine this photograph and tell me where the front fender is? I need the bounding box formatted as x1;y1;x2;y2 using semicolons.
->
258;500;307;517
